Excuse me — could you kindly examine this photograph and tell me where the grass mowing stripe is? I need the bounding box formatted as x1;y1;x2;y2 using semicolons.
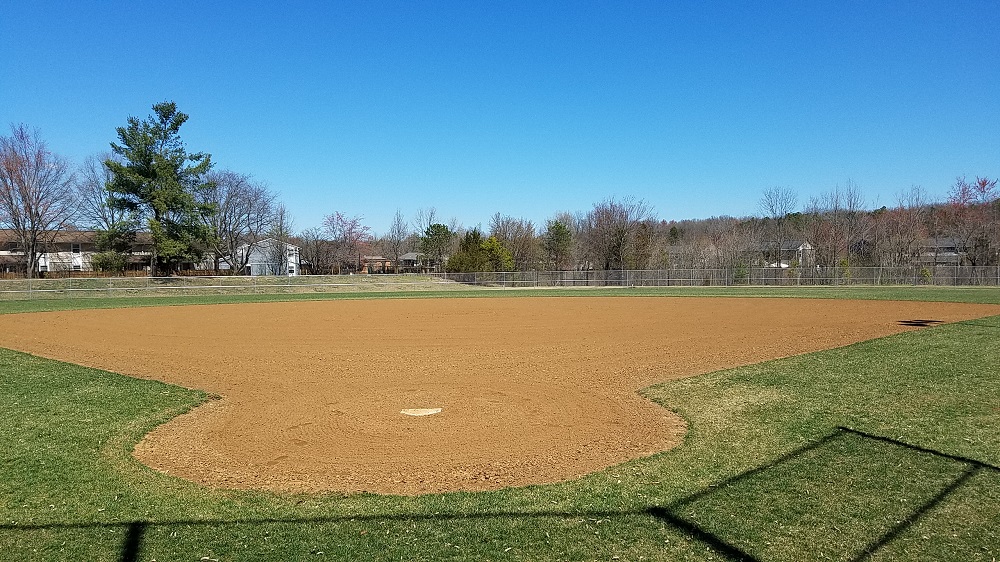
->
1;290;998;560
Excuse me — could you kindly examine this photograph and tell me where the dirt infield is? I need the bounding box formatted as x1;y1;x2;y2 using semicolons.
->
1;296;997;495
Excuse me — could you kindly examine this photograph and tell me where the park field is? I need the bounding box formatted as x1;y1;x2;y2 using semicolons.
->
1;286;999;560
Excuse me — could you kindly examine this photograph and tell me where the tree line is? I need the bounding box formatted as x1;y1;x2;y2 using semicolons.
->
1;102;997;278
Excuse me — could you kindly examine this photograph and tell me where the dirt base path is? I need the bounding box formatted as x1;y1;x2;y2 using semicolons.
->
0;296;997;495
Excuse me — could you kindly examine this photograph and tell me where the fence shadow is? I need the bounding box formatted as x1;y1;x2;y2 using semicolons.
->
2;427;995;562
897;319;943;327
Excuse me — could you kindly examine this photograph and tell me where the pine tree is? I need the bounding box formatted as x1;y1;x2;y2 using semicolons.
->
105;102;215;276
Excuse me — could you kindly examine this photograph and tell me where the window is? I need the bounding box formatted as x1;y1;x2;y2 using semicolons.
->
72;265;82;271
71;243;81;254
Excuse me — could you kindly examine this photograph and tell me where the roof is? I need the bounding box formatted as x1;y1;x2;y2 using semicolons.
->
0;229;153;245
0;229;97;244
920;237;963;247
236;238;301;251
779;240;813;250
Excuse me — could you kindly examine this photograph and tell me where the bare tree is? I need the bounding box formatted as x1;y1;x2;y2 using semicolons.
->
758;187;798;266
580;197;653;270
943;175;998;265
0;124;77;277
705;216;764;270
489;213;538;270
871;186;928;267
383;209;410;273
412;207;438;234
324;211;373;273
627;219;658;269
263;204;294;275
199;170;277;273
75;153;131;231
74;152;138;262
297;227;336;275
805;181;869;268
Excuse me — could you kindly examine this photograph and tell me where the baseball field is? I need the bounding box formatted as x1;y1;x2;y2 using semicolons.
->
1;286;999;560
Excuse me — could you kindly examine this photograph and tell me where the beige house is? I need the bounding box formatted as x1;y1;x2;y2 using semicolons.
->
0;229;153;275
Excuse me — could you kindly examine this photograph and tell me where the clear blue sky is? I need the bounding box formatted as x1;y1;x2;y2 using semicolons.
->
2;1;997;234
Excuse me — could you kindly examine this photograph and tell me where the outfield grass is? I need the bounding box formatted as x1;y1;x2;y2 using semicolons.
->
1;288;998;560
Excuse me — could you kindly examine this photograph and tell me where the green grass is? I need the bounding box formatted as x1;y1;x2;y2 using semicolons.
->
1;288;999;560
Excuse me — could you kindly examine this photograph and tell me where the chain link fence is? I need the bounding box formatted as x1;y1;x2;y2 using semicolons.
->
445;265;1000;287
1;266;998;300
0;274;460;300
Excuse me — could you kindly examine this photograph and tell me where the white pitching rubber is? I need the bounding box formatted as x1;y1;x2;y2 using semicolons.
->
400;408;442;416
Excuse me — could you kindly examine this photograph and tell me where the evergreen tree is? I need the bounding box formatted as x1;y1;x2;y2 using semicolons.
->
105;102;215;276
420;223;453;270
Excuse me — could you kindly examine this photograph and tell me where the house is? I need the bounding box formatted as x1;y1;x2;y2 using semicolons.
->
231;238;301;276
0;229;153;275
398;252;430;273
36;230;99;273
361;255;393;274
765;240;815;268
779;240;814;268
0;231;31;274
917;238;964;266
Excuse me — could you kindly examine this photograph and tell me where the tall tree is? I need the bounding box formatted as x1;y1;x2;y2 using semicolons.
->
580;197;653;270
76;153;133;234
261;204;294;275
489;213;538;271
758;186;798;266
412;207;438;234
543;218;573;270
871;186;928;267
446;229;513;273
383;209;410;273
0;124;77;277
943;175;998;265
105;102;215;276
445;229;489;273
199;170;277;273
482;235;514;272
75;152;137;271
420;223;453;270
297;227;336;275
323;211;372;273
805;181;868;268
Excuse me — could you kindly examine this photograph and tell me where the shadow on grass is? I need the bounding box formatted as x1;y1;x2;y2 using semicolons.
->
896;319;944;327
2;427;996;562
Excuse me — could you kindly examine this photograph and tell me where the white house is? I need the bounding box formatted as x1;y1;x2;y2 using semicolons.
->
768;240;815;268
231;238;301;276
